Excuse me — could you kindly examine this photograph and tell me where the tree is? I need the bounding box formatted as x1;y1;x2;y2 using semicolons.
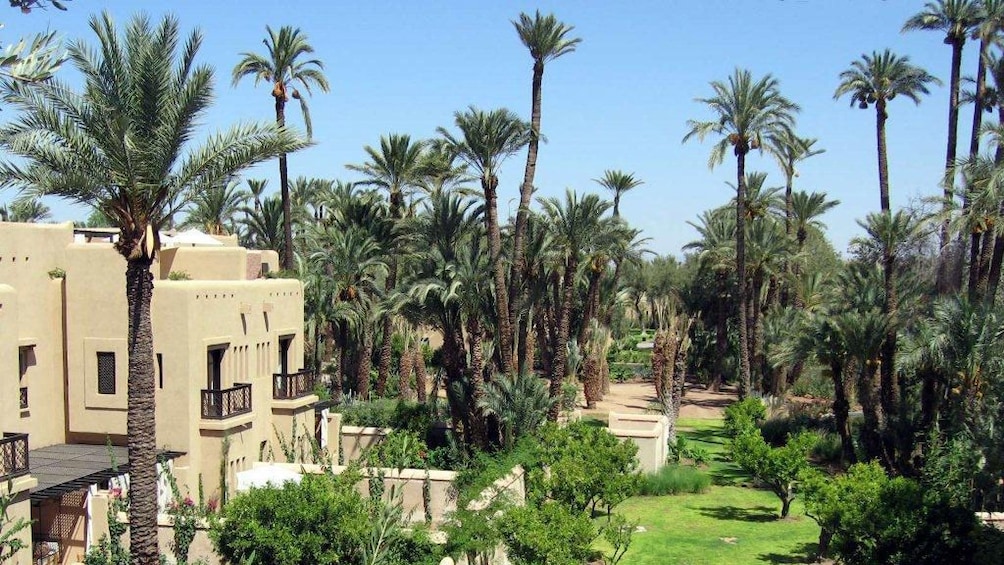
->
834;50;939;212
594;170;643;219
510;11;581;346
246;178;268;212
438;107;530;377
182;178;249;235
903;0;981;290
0;196;49;222
478;371;556;449
0;14;306;561
684;68;799;398
233;25;330;270
347;134;425;395
729;428;816;518
241;196;285;256
790;191;840;304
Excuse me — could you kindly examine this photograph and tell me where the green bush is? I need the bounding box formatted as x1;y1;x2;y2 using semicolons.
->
339;398;433;437
498;501;597;565
723;398;766;437
667;436;711;466
638;464;711;496
809;431;843;465
366;430;428;469
759;413;834;446
729;428;815;518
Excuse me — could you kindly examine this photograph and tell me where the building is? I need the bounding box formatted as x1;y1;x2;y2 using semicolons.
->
0;221;318;565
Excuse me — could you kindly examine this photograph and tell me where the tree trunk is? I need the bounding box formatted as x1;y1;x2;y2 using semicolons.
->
936;39;965;294
968;43;989;300
577;267;602;346
736;150;752;398
356;324;373;399
876;101;891;213
376;191;402;395
482;175;514;376
711;270;727;393
880;252;898;427
780;495;793;519
830;362;856;464
517;313;531;376
858;359;887;466
583;353;600;409
751;272;766;393
399;344;414;400
275;93;294;271
466;317;487;447
125;257;158;565
330;321;343;402
781;163;794;308
549;258;578;420
510;59;545;337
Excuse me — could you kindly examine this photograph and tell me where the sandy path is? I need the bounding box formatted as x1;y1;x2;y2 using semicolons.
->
583;381;737;419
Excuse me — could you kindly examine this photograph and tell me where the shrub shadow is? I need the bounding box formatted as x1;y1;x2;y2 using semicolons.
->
756;542;820;564
696;504;778;523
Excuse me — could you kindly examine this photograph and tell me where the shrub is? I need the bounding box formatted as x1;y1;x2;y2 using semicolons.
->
638;464;711;496
809;431;843;465
729;428;815;518
723;397;766;437
46;267;65;279
497;501;596;565
759;413;834;446
667;436;711;466
365;430;428;470
168;270;191;280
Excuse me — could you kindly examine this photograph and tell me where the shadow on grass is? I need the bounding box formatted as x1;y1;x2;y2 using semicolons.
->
756;542;820;564
696;504;779;523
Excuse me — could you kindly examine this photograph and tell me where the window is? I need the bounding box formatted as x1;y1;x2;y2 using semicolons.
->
97;352;116;395
279;336;292;375
18;347;28;409
207;347;225;390
157;354;164;389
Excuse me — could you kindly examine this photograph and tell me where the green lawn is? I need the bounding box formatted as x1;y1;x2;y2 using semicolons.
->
603;418;821;564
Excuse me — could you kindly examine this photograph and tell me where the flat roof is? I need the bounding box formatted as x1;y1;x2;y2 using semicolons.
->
29;444;183;502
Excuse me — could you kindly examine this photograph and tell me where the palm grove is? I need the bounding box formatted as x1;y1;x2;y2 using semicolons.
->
6;2;1004;563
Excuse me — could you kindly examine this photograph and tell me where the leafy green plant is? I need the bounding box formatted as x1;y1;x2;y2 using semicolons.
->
46;267;65;279
667;436;711;466
443;502;507;565
168;270;191;280
723;397;766;437
638;464;711;496
478;372;556;449
497;501;596;565
365;430;427;470
728;428;815;518
601;514;636;565
560;381;579;412
0;480;31;563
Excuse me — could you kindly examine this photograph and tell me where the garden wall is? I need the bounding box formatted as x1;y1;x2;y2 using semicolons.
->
608;412;669;473
340;424;390;463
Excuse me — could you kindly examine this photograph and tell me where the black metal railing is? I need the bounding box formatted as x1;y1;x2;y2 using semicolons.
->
272;370;315;400
19;387;27;410
200;383;252;419
0;432;29;481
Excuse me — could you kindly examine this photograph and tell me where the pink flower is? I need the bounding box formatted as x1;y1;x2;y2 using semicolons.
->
110;487;123;499
183;496;194;507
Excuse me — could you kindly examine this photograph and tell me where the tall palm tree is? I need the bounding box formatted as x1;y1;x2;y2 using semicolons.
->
593;169;644;218
903;0;981;283
233;25;329;270
246;178;268;212
510;11;581;338
347;134;425;394
683;68;799;398
790;191;840;304
438;107;530;376
539;189;614;419
241;195;285;256
182;178;249;235
834;50;939;212
0;196;50;222
0;14;305;561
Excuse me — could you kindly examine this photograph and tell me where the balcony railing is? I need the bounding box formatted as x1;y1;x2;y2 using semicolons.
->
0;432;29;481
272;370;315;400
19;387;27;410
201;383;252;420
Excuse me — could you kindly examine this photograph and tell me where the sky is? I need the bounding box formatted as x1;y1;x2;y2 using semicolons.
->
0;0;969;257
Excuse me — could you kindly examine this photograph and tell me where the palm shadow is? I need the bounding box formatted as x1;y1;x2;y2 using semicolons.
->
756;542;820;564
696;504;778;523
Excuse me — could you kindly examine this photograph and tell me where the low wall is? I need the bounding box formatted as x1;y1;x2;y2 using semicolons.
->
608;412;669;473
978;512;1004;531
340;425;390;464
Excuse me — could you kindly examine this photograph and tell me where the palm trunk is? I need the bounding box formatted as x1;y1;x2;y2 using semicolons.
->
986;106;1004;301
830;361;856;464
330;321;343;402
466;317;487;447
858;359;886;465
535;306;552;380
125;257;158;564
736;150;752;398
968;42;989;300
977;229;995;300
711;270;727;392
877;101;891;213
482;175;515;376
880;251;898;428
549;257;578;420
376;191;402;395
751;271;766;392
517;313;531;376
936;39;965;294
781;164;794;308
356;324;373;399
275;93;294;271
398;344;413;400
510;59;545;337
577;268;602;346
414;347;428;403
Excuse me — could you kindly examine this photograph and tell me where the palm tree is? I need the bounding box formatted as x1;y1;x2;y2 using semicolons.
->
241;195;285;256
790;191;840;307
0;14;305;561
347;134;426;394
593;170;644;218
903;0;981;279
233;25;330;270
684;68;799;398
246;178;268;212
539;189;614;419
834;50;940;212
479;371;557;449
182;178;249;235
510;11;581;338
0;196;50;222
438;107;530;376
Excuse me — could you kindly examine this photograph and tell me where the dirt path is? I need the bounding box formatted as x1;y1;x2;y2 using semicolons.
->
583;381;738;420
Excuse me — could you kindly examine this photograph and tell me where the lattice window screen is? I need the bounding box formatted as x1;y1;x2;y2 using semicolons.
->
97;351;116;395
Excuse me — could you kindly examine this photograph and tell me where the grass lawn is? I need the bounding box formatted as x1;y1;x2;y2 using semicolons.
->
600;418;821;564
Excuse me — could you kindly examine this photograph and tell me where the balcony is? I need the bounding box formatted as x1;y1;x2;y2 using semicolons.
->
0;432;29;481
272;370;315;400
201;383;252;420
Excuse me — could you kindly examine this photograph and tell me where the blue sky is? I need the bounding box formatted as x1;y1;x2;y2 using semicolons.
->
2;1;964;257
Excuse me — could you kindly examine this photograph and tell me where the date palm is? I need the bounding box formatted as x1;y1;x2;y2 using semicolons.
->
685;208;735;391
241;195;284;257
834;50;939;212
903;0;980;275
594;169;644;218
790;191;840;304
347;134;426;394
684;68;799;397
0;196;49;222
438;107;530;376
510;11;581;336
233;25;329;270
246;178;268;212
182;178;249;235
0;13;305;561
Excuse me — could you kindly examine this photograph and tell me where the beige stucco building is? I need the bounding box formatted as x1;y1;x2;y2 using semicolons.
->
0;221;318;564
